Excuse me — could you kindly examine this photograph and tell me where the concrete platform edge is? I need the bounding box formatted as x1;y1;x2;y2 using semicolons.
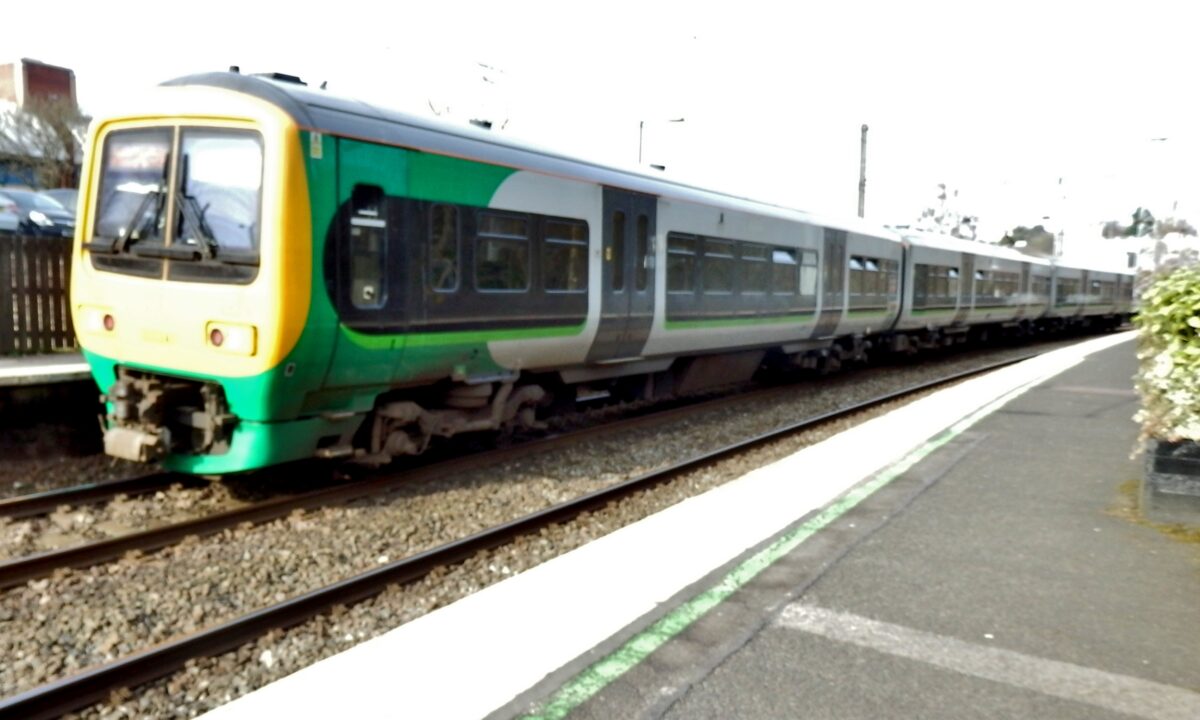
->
200;332;1135;720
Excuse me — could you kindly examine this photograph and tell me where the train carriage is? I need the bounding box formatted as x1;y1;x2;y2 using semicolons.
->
1048;265;1087;322
70;71;889;473
1078;268;1129;319
71;71;1135;475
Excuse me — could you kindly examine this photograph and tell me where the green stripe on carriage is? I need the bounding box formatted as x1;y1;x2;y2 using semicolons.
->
339;322;587;350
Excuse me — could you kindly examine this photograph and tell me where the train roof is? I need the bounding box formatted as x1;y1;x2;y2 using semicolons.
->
899;230;1053;266
159;71;894;239
899;230;1135;276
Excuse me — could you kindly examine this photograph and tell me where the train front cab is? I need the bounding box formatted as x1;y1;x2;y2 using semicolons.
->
70;86;329;474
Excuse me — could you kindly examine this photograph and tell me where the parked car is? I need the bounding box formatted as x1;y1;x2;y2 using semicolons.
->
42;188;79;215
0;188;76;237
0;192;19;234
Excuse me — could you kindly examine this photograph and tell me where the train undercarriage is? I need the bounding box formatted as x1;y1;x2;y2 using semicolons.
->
99;313;1129;469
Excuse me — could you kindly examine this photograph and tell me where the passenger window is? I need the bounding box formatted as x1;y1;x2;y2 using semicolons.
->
429;205;459;292
476;213;529;291
741;243;769;294
349;184;386;309
849;257;864;295
798;250;818;298
635;214;649;291
612;211;626;292
703;239;734;293
545;219;588;292
667;233;697;292
772;248;798;295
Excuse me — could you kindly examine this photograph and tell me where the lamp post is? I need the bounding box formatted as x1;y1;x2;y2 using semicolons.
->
638;118;685;165
858;124;868;218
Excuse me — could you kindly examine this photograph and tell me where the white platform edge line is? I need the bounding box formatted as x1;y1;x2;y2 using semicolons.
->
0;363;90;379
778;604;1200;720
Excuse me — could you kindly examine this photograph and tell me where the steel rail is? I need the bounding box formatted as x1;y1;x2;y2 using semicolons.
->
0;472;194;520
0;352;1037;720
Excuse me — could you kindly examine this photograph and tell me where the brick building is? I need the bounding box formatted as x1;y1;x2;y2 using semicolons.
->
0;58;77;109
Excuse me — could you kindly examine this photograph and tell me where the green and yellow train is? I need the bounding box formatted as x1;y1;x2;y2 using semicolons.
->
71;71;1133;474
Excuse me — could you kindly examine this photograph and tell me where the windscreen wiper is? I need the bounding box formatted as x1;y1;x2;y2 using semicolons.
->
176;191;218;260
173;153;219;260
81;189;162;255
114;187;164;254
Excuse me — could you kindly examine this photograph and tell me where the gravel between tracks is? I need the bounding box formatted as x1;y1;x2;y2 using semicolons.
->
0;339;1087;717
0;453;142;501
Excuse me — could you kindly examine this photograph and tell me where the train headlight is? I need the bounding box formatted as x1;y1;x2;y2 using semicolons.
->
80;306;116;334
29;210;54;227
205;321;257;356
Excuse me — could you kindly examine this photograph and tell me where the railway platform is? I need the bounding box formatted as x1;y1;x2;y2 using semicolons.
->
0;352;90;387
203;332;1200;720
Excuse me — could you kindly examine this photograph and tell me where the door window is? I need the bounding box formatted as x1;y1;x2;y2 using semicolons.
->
349;184;386;309
635;214;649;291
611;210;626;291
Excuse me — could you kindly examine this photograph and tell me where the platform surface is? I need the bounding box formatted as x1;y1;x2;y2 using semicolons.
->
204;332;1200;720
0;352;89;386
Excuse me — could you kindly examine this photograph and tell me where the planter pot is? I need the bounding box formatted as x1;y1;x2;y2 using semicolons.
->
1142;439;1200;525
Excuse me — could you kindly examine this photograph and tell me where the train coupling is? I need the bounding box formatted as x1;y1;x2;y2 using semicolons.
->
104;426;168;463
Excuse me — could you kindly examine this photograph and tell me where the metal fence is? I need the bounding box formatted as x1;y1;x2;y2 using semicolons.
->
0;234;76;355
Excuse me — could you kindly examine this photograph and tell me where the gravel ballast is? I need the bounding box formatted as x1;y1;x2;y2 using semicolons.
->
0;339;1092;717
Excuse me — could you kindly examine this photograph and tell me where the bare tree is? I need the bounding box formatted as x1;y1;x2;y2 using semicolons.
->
916;183;978;240
999;225;1056;256
1098;209;1196;240
0;96;87;188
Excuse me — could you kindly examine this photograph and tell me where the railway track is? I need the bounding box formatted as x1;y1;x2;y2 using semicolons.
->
0;472;196;520
0;362;855;589
0;348;900;586
0;352;1038;720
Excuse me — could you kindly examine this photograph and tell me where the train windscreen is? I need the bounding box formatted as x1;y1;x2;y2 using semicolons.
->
89;126;263;282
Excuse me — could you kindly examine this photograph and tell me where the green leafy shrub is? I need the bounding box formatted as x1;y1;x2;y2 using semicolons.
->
1134;265;1200;442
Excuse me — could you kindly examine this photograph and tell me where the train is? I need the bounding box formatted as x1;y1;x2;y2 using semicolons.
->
69;70;1135;475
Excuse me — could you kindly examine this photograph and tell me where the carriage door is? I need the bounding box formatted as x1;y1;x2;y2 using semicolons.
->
813;228;847;338
954;254;976;323
587;187;657;361
324;139;410;388
1018;263;1031;318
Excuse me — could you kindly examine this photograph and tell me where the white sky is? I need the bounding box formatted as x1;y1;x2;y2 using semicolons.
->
8;0;1198;255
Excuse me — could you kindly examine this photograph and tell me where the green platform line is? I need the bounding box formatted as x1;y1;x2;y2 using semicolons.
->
521;362;1061;720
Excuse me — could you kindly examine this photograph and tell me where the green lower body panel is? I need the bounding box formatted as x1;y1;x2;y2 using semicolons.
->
162;414;365;475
